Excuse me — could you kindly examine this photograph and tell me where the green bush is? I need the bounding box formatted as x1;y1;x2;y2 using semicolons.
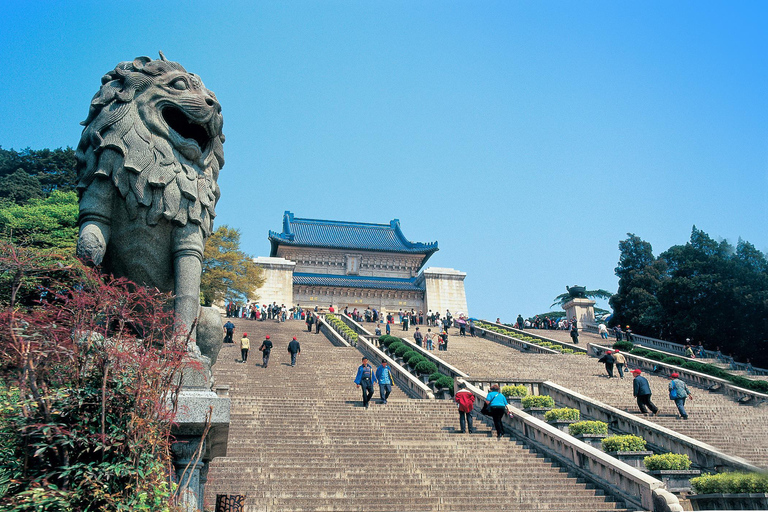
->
561;348;574;354
662;356;685;366
428;372;442;382
379;335;398;347
643;453;692;471
601;434;647;452
646;351;667;362
521;395;555;409
544;408;580;422
387;341;403;353
569;420;608;436
630;348;650;357
539;342;554;348
415;361;437;375
613;340;634;351
435;375;455;392
573;351;587;356
691;472;768;494
394;345;411;358
501;385;528;398
405;353;425;366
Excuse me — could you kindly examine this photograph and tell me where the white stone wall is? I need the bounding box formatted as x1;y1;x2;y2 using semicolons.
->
418;267;468;316
253;257;295;307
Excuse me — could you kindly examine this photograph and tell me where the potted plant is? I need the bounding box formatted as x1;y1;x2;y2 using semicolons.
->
434;374;455;399
501;385;527;406
601;435;652;470
644;454;699;493
415;361;437;384
521;395;555;420
543;407;580;433
568;421;608;449
689;472;768;510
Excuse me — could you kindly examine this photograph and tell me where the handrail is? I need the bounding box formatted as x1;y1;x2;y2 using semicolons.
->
589;344;768;405
479;320;590;354
334;314;435;400
458;379;678;512
584;323;768;376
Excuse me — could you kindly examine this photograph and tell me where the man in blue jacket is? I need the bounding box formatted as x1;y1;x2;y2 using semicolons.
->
631;369;658;415
354;357;377;409
376;360;393;404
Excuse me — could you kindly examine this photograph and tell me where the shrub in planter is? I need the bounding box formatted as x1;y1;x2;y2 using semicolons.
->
394;345;411;358
662;356;685;366
379;335;397;347
415;361;437;376
568;421;608;436
601;434;647;452
643;453;692;471
501;385;527;398
646;351;666;362
539;342;554;348
521;395;555;409
631;348;650;357
405;353;425;366
573;351;587;356
691;472;768;494
435;375;454;392
544;408;580;422
428;372;441;382
613;340;634;351
387;341;403;353
561;348;574;354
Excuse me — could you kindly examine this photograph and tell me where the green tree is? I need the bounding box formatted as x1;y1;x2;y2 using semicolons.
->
0;146;77;197
201;225;264;306
0;190;79;251
550;289;613;308
0;169;43;204
609;234;666;335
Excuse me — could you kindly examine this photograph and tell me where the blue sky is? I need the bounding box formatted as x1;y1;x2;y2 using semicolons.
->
1;1;766;320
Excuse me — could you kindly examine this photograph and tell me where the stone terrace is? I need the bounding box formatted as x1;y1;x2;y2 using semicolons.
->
204;317;628;511
432;326;768;469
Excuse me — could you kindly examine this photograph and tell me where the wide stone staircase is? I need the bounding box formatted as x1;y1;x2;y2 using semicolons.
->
204;318;629;511
435;327;768;469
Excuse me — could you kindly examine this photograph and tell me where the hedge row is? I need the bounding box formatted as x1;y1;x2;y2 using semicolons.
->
380;335;453;394
628;348;768;393
325;314;359;345
475;322;580;355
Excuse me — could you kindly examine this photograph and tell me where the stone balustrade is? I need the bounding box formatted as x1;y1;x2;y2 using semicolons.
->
480;320;591;354
328;314;434;400
459;379;681;512
589;344;768;405
474;324;565;355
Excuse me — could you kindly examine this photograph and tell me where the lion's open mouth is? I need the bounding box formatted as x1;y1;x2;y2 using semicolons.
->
162;106;210;152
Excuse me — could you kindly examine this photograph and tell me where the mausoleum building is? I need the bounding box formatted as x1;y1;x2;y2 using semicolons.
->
253;211;468;314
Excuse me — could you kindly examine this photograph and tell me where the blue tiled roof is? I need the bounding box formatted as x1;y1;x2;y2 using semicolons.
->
293;273;423;292
269;212;438;259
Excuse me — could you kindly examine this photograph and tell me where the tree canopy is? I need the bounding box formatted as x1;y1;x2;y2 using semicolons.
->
609;228;768;366
0;190;79;251
201;225;265;306
0;146;77;202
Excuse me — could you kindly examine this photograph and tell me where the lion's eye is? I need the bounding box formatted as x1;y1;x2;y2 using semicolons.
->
170;78;188;91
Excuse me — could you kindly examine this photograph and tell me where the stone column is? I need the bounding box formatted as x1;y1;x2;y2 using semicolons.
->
562;298;596;330
417;267;468;316
171;387;231;512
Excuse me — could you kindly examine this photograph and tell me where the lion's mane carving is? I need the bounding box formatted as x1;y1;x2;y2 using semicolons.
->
76;53;224;235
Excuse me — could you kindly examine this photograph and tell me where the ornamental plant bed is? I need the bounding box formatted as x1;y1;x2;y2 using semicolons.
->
649;470;701;493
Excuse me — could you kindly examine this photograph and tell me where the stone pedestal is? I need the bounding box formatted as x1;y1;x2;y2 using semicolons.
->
172;387;231;512
562;298;596;330
253;256;295;306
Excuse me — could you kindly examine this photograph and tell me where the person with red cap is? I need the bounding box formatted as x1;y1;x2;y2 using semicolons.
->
668;372;692;419
287;336;301;367
631;369;658;415
258;335;273;368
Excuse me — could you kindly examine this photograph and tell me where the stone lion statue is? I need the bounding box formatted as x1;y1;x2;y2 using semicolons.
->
75;53;224;384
